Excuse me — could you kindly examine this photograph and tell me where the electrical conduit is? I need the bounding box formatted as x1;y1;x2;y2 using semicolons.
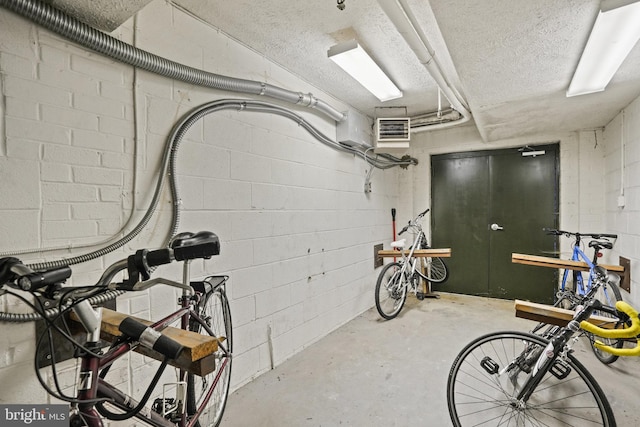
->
0;0;346;122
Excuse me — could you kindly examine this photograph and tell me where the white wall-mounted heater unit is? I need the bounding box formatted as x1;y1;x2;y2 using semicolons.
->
375;117;410;152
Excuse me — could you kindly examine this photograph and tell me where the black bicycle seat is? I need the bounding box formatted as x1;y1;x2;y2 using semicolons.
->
589;240;613;250
171;231;220;260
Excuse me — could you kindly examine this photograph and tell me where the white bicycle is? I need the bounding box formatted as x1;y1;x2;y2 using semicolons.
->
375;209;448;320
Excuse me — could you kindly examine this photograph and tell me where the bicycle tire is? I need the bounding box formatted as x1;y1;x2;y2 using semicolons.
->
187;286;233;427
589;279;624;365
375;262;407;320
447;331;616;427
418;237;449;284
420;256;448;283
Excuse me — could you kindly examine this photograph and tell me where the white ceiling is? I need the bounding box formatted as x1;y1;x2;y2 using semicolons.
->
44;0;640;142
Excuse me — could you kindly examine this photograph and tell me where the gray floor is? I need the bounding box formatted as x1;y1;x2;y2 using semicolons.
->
222;293;640;426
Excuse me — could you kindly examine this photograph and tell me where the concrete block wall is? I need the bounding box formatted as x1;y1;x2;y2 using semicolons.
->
603;95;640;304
0;0;400;410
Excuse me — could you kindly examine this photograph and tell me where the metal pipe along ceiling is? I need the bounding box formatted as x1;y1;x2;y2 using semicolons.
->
377;0;472;132
0;0;346;122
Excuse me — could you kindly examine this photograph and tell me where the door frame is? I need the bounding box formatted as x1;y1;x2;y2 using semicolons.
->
430;143;560;302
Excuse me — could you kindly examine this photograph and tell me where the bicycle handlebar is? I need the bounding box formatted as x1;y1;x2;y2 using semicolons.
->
580;301;640;357
0;257;71;291
0;231;220;293
18;266;72;292
398;209;430;236
543;228;618;240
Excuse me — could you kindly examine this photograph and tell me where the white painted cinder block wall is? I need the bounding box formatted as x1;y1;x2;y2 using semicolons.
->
0;0;400;408
2;0;640;413
603;96;640;305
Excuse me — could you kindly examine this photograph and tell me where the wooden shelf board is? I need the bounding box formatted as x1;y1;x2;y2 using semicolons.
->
512;253;624;273
72;308;221;377
378;248;451;258
515;299;619;328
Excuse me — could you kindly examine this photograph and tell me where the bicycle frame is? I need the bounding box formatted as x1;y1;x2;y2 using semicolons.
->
393;228;429;293
70;262;227;427
561;243;595;296
514;298;604;405
559;239;620;313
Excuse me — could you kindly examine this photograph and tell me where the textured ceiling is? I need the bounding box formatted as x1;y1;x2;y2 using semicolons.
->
37;0;640;142
46;0;153;32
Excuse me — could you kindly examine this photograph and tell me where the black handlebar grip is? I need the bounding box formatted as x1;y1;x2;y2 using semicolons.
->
119;317;184;360
0;257;21;286
420;208;430;216
398;226;408;236
146;249;173;267
18;266;72;291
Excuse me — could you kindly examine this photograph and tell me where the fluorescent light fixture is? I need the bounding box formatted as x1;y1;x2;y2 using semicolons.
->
522;150;546;157
567;0;640;97
328;40;402;102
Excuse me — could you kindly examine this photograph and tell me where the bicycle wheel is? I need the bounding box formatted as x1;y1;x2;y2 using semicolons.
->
447;331;616;427
187;285;233;427
418;237;449;284
375;262;407;320
421;256;448;283
589;278;624;365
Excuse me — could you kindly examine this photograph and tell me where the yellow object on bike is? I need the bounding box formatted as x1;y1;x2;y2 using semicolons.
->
580;300;640;356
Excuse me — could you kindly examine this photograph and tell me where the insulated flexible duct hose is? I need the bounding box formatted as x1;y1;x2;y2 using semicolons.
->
0;290;124;322
0;0;346;122
0;0;418;320
1;99;416;322
166;99;418;236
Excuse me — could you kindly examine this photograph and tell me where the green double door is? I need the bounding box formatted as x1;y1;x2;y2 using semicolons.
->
431;144;558;303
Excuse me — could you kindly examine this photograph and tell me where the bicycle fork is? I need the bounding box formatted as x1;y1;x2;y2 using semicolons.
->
511;324;579;408
478;326;579;414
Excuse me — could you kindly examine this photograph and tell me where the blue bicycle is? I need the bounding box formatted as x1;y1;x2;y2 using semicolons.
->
534;228;624;364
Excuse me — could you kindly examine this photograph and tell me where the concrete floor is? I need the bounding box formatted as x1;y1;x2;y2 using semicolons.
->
222;293;640;426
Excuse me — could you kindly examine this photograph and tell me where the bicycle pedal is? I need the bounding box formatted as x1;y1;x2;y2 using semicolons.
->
549;359;571;380
155;381;187;420
152;398;177;420
480;356;499;375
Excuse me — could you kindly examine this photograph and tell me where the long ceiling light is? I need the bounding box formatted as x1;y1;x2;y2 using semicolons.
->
328;40;402;102
567;0;640;97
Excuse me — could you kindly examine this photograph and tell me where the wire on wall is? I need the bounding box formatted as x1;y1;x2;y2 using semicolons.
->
0;0;419;309
0;0;345;122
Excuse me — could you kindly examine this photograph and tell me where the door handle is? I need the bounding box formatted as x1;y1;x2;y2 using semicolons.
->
490;223;504;231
